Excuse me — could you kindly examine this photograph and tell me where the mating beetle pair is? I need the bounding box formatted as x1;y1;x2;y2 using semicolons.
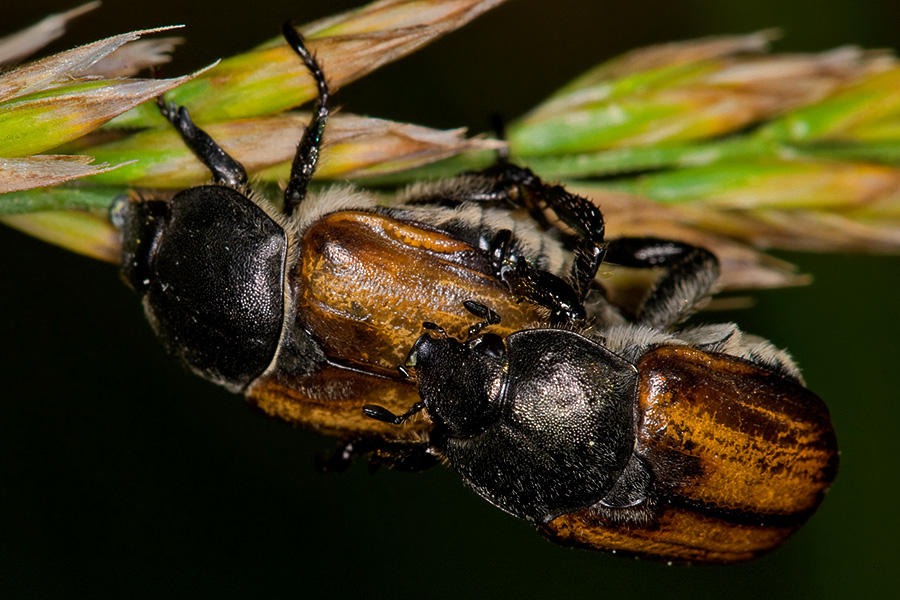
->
112;23;837;562
366;250;837;562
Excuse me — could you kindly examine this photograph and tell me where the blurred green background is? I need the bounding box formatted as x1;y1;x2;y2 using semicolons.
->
2;0;899;597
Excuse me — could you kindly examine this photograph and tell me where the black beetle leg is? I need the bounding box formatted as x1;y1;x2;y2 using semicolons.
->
155;97;248;189
490;164;607;304
367;443;439;473
281;22;330;217
362;321;436;425
316;438;438;473
462;163;608;305
489;229;586;327
605;237;720;329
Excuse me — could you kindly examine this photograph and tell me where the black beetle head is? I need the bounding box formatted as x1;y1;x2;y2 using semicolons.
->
413;328;641;523
406;330;508;439
111;186;288;391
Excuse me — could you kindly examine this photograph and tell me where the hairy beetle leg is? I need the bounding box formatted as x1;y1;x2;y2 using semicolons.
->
605;237;720;329
397;160;607;324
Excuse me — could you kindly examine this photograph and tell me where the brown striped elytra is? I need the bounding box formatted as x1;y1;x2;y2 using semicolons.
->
536;345;838;563
634;346;837;520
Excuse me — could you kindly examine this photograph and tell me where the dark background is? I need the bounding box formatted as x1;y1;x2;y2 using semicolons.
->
3;0;899;597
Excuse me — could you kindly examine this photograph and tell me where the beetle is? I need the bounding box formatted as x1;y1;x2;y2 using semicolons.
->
110;22;616;461
365;233;839;562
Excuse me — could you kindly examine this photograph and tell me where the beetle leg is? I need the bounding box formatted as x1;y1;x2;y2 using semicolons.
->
367;443;440;473
402;163;607;313
489;229;586;327
155;97;248;189
316;439;438;473
281;22;330;217
489;165;608;306
402;164;606;290
597;454;654;511
605;237;720;330
476;163;607;301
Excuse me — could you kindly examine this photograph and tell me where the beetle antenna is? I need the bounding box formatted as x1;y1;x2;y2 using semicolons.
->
363;402;426;426
422;321;446;335
463;300;501;339
282;21;330;217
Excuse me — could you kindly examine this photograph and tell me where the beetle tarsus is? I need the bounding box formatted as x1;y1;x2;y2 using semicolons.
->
476;162;607;305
